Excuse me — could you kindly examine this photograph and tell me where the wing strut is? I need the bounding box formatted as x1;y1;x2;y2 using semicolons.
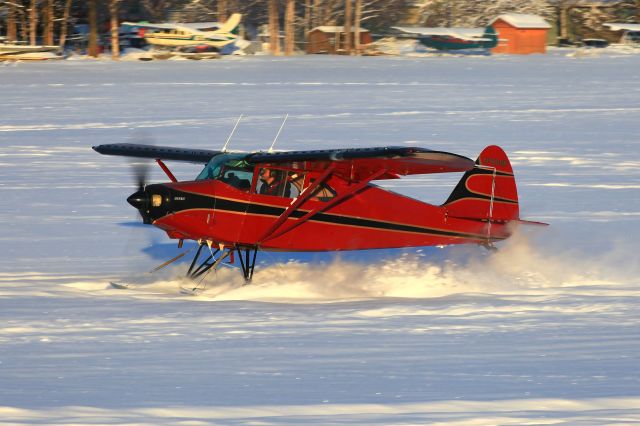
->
263;168;387;243
156;159;177;182
258;164;336;243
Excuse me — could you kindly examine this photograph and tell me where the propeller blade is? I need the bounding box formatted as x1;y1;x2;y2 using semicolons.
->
126;129;157;191
125;131;156;224
132;162;149;191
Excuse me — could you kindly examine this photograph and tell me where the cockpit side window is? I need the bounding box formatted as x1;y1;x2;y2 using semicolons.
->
288;171;304;198
255;168;305;199
308;179;337;202
220;167;252;191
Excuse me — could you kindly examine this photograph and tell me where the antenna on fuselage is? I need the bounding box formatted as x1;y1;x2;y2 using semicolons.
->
221;114;243;152
268;114;288;153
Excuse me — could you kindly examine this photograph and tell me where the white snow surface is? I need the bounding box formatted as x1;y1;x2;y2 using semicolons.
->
1;52;640;425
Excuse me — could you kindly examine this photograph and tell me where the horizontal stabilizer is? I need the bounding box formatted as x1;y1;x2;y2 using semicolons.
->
512;219;549;227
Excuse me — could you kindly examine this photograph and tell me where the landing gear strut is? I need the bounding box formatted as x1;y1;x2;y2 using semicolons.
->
186;243;258;283
237;246;258;283
186;245;229;280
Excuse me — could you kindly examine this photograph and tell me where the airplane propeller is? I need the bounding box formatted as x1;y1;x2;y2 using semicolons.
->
124;132;156;224
127;161;152;224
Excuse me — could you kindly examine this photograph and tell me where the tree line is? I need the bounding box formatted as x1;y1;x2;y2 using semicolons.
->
2;0;639;59
0;0;407;57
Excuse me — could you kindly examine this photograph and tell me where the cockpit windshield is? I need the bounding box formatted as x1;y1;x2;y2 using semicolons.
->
196;153;254;191
196;154;248;180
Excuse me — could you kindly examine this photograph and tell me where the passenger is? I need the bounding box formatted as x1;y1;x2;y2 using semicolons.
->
259;168;290;197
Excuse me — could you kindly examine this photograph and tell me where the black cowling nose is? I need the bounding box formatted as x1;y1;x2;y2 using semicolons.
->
127;185;172;225
127;189;153;224
127;190;148;210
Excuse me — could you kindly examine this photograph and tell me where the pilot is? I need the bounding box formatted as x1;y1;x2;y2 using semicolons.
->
259;168;290;197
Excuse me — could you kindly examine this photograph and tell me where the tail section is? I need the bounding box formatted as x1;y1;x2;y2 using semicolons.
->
444;145;519;222
481;26;499;49
215;13;242;35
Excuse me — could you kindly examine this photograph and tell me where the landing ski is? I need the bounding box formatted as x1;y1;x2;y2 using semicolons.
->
110;281;135;290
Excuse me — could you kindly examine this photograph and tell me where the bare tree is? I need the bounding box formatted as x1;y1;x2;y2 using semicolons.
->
312;0;322;27
324;0;336;24
141;0;174;22
354;0;362;54
543;1;576;42
419;0;553;27
87;0;98;57
344;0;352;54
43;0;53;45
284;0;295;54
29;0;37;45
306;0;406;32
20;2;29;41
173;0;217;22
6;1;19;41
268;0;280;54
109;0;120;59
58;0;72;48
304;0;311;34
227;0;239;15
218;0;227;21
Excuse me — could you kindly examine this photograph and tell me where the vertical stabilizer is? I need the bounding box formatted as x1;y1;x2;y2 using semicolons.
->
215;13;242;35
482;26;499;48
444;145;519;222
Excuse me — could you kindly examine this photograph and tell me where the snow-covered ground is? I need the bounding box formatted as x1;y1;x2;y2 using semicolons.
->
1;51;639;425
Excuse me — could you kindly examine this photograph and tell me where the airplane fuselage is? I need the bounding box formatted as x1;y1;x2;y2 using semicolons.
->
144;178;510;252
144;32;235;48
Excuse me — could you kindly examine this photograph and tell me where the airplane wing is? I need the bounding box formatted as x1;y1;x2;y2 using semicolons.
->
93;144;474;179
248;146;475;181
121;22;209;35
180;22;223;31
123;22;180;30
92;143;222;163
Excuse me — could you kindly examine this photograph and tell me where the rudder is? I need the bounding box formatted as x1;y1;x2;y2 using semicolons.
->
444;145;519;222
482;26;499;49
216;13;242;35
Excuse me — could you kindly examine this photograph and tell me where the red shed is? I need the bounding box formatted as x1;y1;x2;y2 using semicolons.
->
306;26;372;54
489;13;551;54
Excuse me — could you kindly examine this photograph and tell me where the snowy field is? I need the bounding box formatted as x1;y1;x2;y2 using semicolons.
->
1;51;640;425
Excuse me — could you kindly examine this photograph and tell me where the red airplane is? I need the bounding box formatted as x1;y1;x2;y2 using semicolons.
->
93;142;543;283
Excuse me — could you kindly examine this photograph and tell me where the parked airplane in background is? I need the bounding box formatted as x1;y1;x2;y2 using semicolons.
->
123;13;242;50
392;26;498;52
604;22;640;45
